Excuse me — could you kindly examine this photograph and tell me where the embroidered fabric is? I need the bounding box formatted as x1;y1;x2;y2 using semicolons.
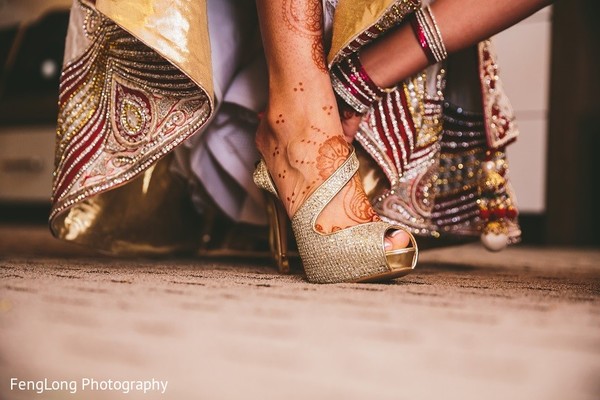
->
51;0;521;253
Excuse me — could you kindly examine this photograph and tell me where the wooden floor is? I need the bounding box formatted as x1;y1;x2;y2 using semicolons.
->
1;226;599;400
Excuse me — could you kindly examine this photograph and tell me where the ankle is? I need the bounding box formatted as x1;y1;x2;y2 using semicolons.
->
256;116;311;162
257;102;340;144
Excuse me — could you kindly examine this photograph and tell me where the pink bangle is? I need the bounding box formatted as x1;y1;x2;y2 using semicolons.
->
409;7;447;64
410;13;437;64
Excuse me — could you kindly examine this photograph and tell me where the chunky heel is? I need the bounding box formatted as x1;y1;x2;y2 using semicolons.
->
264;193;290;274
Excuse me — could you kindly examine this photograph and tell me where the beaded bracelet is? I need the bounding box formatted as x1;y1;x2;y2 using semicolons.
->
330;52;390;114
410;6;447;64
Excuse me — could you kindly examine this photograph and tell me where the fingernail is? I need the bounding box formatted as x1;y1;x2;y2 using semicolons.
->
384;239;392;250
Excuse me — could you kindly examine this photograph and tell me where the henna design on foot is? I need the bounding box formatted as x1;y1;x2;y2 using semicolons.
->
316;136;351;180
344;174;380;223
314;136;380;228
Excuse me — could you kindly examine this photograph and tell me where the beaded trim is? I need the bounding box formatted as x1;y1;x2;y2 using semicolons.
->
478;40;519;149
51;2;212;221
329;0;421;67
330;52;391;114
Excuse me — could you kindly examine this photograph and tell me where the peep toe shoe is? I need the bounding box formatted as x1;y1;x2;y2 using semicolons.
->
253;148;418;283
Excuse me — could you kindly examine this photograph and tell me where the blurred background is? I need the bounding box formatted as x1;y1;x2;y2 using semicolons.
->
0;0;598;247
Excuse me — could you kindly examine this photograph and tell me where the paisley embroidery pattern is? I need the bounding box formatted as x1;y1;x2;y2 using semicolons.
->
51;1;211;220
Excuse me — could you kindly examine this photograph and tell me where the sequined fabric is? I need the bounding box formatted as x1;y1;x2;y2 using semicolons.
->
50;0;212;249
433;102;520;242
356;64;521;241
478;39;519;149
326;1;521;243
50;0;521;254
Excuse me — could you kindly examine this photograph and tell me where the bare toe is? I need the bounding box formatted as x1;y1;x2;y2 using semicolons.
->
384;230;411;251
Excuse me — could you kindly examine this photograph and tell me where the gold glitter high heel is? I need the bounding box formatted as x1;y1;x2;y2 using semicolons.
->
253;148;418;284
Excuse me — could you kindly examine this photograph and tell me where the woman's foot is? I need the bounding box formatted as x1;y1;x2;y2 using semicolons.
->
253;0;409;252
255;89;410;251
